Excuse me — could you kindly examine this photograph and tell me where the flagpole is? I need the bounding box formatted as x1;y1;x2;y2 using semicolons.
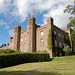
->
31;10;32;17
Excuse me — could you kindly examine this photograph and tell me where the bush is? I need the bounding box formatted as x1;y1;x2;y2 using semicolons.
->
0;53;50;68
0;49;20;54
63;46;72;56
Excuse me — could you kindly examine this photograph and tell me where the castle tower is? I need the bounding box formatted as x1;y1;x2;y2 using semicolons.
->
27;17;36;52
47;17;54;58
47;17;53;29
13;25;21;50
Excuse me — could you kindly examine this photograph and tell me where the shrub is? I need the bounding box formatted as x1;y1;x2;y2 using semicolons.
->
0;53;50;68
0;49;20;54
63;46;72;56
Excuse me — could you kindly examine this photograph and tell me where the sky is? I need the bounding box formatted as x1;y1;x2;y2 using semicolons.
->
0;0;74;46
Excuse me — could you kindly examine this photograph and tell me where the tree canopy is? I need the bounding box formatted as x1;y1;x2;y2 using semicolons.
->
64;4;75;36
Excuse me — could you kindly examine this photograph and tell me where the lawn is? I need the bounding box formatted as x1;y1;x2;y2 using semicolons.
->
0;56;75;75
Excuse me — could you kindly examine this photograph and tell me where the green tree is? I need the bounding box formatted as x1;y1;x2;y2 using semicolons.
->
64;4;75;36
63;46;72;56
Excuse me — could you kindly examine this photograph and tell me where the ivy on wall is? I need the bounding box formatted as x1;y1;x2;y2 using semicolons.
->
64;35;72;48
47;28;56;51
47;28;53;50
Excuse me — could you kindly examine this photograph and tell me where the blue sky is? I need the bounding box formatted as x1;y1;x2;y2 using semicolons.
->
0;0;74;46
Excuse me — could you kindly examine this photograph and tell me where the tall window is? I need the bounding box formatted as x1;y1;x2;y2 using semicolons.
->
55;40;57;47
41;31;43;35
59;33;61;37
54;31;56;35
24;44;25;51
41;39;44;48
63;43;65;47
59;42;61;47
63;35;64;38
21;37;23;41
24;36;26;40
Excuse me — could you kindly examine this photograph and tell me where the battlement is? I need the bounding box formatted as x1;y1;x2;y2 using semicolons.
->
21;28;27;33
0;43;9;48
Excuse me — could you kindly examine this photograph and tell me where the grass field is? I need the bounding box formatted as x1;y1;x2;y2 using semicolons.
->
0;56;75;75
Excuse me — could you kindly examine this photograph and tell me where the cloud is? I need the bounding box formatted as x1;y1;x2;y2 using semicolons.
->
0;20;10;29
0;0;12;15
0;20;6;26
0;0;74;28
5;25;10;29
9;29;14;37
43;4;71;28
11;0;73;28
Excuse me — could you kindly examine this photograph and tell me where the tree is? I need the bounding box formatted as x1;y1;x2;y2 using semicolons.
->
63;46;72;56
64;4;75;36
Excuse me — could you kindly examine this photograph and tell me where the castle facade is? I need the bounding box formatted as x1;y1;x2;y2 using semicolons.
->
0;17;75;58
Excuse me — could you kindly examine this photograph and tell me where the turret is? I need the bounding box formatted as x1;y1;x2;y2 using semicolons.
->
27;17;36;52
13;25;21;50
47;17;53;29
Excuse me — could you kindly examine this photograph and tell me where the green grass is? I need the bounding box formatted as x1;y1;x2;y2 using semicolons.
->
0;56;75;75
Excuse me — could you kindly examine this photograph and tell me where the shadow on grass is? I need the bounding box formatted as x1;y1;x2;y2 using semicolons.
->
0;70;62;75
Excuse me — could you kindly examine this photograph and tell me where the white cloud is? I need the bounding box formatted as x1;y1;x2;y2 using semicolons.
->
0;20;10;29
43;4;71;28
0;0;12;14
0;20;6;26
0;0;74;28
5;25;10;29
9;29;14;37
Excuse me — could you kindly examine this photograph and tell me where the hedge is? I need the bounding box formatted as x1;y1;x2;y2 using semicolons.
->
0;53;50;68
0;49;20;54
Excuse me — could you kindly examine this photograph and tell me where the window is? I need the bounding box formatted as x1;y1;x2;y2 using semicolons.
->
63;35;64;38
59;42;61;47
24;36;26;40
21;37;23;41
41;31;43;35
24;44;25;51
54;31;56;35
59;33;61;37
63;43;65;47
41;39;44;48
55;40;57;47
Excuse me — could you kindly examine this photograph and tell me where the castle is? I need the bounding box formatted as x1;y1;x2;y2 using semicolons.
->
0;17;75;58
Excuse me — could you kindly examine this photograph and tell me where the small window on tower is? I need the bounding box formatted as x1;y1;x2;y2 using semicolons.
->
21;37;23;41
59;42;61;47
24;36;26;40
59;33;61;37
63;43;65;47
41;31;43;35
54;31;56;35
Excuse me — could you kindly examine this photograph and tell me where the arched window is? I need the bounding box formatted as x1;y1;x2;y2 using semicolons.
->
59;42;61;47
24;44;25;51
41;31;44;35
41;39;44;48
